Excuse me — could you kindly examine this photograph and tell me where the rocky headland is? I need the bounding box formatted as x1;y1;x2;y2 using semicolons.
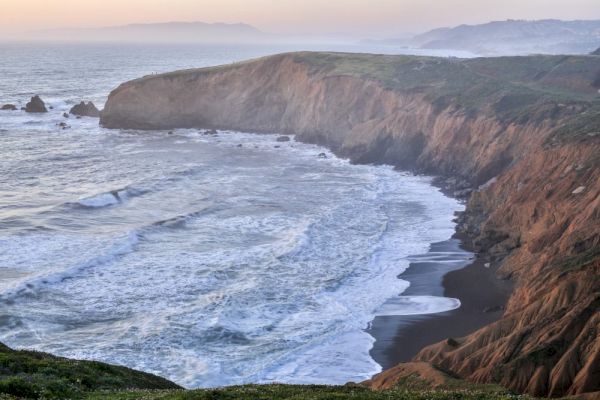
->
86;53;600;396
98;52;600;398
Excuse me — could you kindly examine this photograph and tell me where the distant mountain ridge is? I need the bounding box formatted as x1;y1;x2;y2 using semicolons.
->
24;19;600;54
386;19;600;56
30;21;271;43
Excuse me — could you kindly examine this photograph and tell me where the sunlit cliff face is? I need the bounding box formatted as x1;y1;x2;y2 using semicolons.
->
2;0;600;37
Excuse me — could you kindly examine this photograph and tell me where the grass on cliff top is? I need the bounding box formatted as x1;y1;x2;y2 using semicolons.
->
83;385;532;400
84;367;523;399
0;342;179;399
291;52;600;139
546;105;600;144
142;51;600;104
292;52;598;98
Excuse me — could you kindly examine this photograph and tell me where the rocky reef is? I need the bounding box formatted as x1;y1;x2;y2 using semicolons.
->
100;52;600;398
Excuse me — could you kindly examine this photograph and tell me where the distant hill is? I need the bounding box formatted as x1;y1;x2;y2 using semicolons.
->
29;21;271;43
408;19;600;56
593;47;600;55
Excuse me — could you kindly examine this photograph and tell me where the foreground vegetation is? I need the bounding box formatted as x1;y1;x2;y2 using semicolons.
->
0;341;544;400
10;337;596;399
0;343;179;399
83;385;536;400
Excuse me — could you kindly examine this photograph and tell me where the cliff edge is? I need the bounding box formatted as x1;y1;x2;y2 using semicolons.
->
101;52;600;398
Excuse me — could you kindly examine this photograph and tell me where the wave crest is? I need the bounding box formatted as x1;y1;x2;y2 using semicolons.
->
374;295;461;316
72;187;148;209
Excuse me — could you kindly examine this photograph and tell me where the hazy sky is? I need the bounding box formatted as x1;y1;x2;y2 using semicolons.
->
2;0;600;36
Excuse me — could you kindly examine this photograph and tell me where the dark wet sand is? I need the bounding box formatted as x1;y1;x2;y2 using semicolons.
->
368;236;512;370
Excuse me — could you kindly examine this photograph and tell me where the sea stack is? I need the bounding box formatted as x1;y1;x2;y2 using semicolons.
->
1;104;17;111
69;101;100;117
25;95;47;113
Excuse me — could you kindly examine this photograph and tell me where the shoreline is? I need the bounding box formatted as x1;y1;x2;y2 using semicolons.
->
301;138;516;374
367;232;513;370
94;50;600;396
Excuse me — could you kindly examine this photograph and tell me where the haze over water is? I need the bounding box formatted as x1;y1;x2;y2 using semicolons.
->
0;42;464;387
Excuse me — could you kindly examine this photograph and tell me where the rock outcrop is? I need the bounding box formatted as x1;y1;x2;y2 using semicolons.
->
25;95;47;113
70;101;100;117
1;104;17;111
101;52;600;397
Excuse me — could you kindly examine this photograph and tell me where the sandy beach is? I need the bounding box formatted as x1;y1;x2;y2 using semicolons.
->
368;236;512;370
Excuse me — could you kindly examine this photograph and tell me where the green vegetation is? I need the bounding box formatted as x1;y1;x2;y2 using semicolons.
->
83;384;531;400
83;364;519;399
292;52;599;97
554;245;600;273
289;52;600;136
0;342;564;399
547;105;600;144
0;342;179;399
292;52;482;93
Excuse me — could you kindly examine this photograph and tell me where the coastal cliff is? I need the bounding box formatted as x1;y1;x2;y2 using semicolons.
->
101;52;600;398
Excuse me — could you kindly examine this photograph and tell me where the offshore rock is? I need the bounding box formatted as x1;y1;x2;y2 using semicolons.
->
25;95;47;113
70;101;100;117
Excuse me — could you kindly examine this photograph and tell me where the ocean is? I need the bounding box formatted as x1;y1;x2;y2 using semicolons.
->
0;41;464;387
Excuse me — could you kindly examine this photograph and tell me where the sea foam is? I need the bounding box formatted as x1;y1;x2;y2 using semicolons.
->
0;129;463;388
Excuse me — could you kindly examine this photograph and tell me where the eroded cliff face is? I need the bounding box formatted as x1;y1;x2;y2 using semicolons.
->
101;52;600;397
416;143;599;397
